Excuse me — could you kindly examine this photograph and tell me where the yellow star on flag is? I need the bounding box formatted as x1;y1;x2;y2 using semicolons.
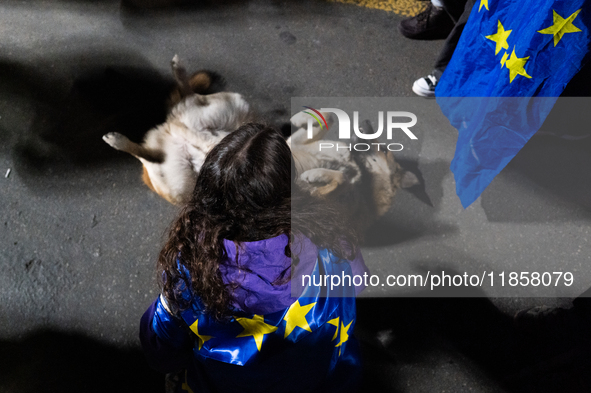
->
283;300;316;338
327;317;340;341
188;319;213;351
236;314;278;351
500;51;509;67
182;381;194;393
335;319;353;356
181;370;195;393
538;9;582;47
502;47;532;83
479;0;488;12
486;20;512;55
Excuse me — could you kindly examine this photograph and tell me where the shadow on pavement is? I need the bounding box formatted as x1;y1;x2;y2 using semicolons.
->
481;132;591;223
363;160;457;247
0;330;162;393
0;55;175;172
3;298;589;393
356;290;591;392
481;61;591;223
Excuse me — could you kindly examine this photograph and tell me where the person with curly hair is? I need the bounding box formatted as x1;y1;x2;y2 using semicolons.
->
140;123;368;393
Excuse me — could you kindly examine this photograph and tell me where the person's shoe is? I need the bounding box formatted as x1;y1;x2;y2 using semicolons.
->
412;74;438;97
398;3;455;40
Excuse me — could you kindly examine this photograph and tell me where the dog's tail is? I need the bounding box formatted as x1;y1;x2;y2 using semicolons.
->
187;70;226;95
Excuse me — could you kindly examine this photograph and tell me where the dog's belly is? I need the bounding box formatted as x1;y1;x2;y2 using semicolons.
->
175;93;250;134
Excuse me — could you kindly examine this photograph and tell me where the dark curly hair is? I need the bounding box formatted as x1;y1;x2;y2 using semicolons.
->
157;123;358;319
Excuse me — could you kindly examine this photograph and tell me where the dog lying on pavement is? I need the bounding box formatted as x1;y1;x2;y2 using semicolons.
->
103;55;250;205
289;111;418;230
103;56;417;227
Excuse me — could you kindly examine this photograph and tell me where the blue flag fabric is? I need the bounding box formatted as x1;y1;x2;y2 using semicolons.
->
149;248;363;392
172;249;358;368
436;0;591;208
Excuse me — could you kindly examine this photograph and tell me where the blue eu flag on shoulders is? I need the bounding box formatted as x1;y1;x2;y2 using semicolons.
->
177;249;358;368
150;249;363;392
436;0;591;208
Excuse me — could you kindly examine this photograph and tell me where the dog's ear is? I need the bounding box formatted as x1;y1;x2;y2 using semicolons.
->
400;171;419;189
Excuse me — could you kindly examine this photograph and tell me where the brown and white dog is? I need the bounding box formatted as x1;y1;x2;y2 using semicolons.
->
289;111;418;230
103;55;250;204
103;56;416;227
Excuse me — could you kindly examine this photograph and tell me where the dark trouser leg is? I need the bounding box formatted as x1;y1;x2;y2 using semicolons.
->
440;0;469;22
433;0;477;77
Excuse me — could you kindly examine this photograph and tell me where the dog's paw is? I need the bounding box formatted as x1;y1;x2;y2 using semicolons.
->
301;168;344;185
171;54;188;76
301;168;329;185
171;54;181;69
290;110;333;129
290;111;310;129
102;132;130;150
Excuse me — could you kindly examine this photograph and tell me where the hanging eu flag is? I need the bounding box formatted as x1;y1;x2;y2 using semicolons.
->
435;0;591;208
